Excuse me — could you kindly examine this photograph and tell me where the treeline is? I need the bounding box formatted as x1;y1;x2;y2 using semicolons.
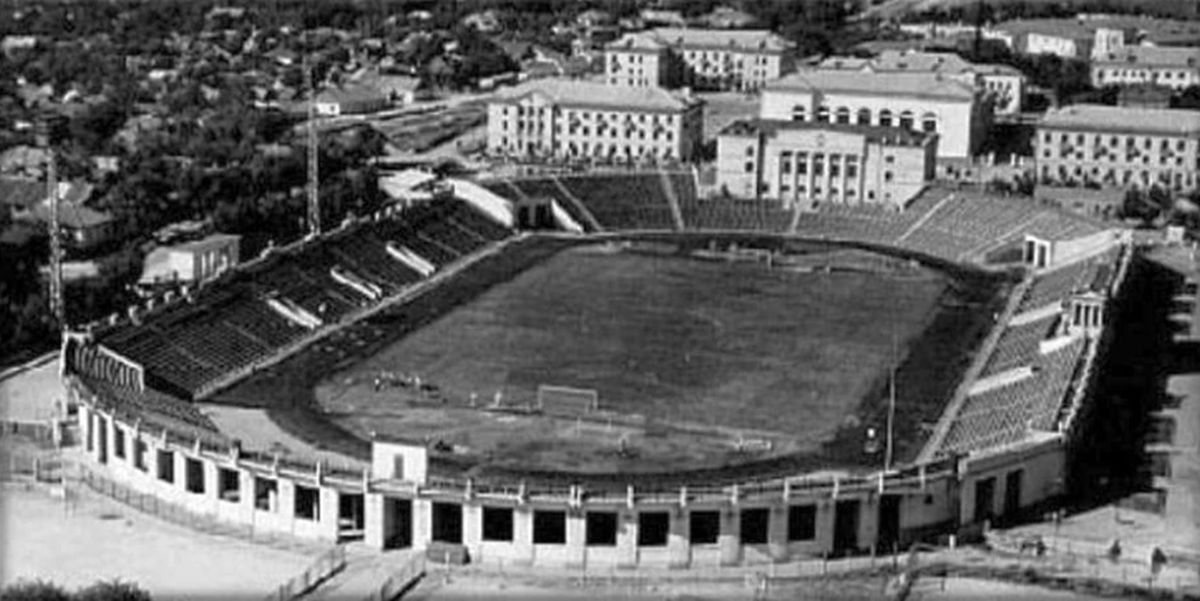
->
0;579;151;601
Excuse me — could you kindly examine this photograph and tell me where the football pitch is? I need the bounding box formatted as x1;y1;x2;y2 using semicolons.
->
320;241;992;468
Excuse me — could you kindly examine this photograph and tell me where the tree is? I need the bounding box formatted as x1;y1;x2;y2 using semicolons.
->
1173;85;1200;110
0;580;70;601
74;581;151;601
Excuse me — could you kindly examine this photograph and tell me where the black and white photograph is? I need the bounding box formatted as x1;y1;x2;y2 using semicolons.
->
1;0;1198;599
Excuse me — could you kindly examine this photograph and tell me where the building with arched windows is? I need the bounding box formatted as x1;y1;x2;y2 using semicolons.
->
759;70;989;162
818;51;1026;115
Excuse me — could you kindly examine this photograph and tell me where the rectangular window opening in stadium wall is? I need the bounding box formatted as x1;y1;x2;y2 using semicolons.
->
338;493;365;537
385;499;413;549
586;512;619;547
432;502;463;544
156;450;174;483
482;507;515;542
113;426;126;461
787;505;816;542
533;510;567;545
740;508;770;545
185;458;205;494
96;416;108;464
295;485;320;521
689;511;720;545
218;468;240;503
133;439;147;472
254;477;277;512
638;512;670;547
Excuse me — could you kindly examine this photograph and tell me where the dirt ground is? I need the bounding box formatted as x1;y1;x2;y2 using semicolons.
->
0;485;314;600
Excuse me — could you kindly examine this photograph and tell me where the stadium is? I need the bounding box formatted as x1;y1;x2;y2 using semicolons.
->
63;169;1134;568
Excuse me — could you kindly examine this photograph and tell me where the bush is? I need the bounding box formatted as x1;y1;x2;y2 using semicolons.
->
74;581;151;601
0;581;70;601
0;580;150;601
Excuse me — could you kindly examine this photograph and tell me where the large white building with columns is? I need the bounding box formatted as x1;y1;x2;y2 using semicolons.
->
760;70;990;162
716;119;936;209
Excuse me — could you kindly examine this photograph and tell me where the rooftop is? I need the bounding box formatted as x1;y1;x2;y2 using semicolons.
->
721;118;933;145
491;79;700;112
995;16;1200;45
608;27;790;53
1093;44;1200;67
1039;104;1200;136
820;50;1024;78
767;69;977;101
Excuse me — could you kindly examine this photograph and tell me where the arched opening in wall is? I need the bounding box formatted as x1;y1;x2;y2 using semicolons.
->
922;113;938;133
899;110;915;130
791;105;806;122
816;106;830;123
432;502;463;543
878;109;893;128
856;108;871;125
835;107;851;124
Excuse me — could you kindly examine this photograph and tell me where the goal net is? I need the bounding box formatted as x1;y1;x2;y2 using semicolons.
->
536;385;600;417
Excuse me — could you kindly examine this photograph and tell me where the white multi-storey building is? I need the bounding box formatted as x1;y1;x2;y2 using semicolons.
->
716;119;936;210
759;70;988;161
1035;104;1200;191
486;79;704;164
605;28;792;91
1091;45;1200;90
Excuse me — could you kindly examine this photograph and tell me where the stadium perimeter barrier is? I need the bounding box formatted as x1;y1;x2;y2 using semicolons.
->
263;544;348;601
62;457;339;553
362;553;427;601
986;530;1200;591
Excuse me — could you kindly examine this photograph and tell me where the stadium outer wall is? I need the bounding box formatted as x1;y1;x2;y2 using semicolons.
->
64;236;1133;568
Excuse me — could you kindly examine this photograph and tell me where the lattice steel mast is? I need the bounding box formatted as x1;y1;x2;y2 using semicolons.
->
305;57;321;237
41;121;64;329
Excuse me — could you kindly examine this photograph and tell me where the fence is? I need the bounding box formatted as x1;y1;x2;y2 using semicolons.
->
264;545;347;601
986;531;1200;596
0;451;63;483
363;553;426;601
69;462;321;551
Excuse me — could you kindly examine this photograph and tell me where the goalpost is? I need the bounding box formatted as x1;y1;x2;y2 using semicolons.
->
536;385;600;416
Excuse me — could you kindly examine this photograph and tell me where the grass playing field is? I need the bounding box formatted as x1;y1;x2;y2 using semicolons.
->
312;239;1004;477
